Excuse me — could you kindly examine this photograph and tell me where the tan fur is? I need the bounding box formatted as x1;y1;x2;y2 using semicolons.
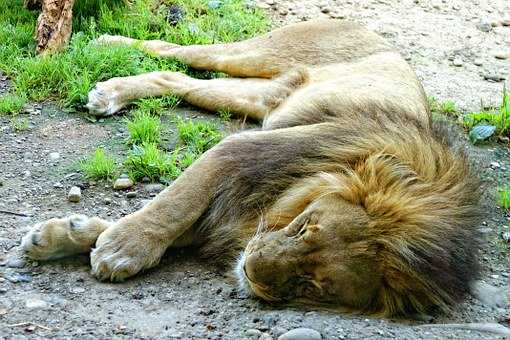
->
23;20;482;317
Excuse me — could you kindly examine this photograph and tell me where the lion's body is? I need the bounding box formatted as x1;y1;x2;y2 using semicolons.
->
23;20;482;317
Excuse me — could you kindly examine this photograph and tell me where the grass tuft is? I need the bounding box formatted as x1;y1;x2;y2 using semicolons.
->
463;87;510;138
176;116;222;154
125;142;181;181
0;94;27;115
126;110;162;145
80;148;118;180
498;186;510;210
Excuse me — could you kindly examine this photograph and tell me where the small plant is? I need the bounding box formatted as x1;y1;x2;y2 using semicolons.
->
498;186;510;210
125;142;181;181
176;116;222;154
134;96;181;115
10;115;29;132
440;100;458;116
126;110;162;145
218;108;231;122
464;86;510;143
0;94;26;115
80;148;118;180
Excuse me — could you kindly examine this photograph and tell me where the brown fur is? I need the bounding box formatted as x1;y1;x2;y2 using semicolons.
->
22;20;482;317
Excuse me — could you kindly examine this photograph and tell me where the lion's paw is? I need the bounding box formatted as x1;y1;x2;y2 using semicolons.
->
91;224;167;282
85;81;126;116
22;215;110;260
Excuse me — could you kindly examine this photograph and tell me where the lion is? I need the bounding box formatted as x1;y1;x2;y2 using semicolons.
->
21;20;482;317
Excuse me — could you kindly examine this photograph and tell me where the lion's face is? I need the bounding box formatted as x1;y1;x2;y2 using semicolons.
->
236;194;381;309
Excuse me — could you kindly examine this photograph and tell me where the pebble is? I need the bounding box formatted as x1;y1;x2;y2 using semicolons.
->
259;333;273;340
4;272;32;283
477;21;492;32
2;257;26;268
452;57;463;67
257;3;270;9
49;152;60;161
71;287;86;294
113;176;134;190
490;161;501;169
502;18;510;26
126;191;138;198
483;73;506;82
494;52;509;60
502;232;510;242
245;329;263;339
104;197;112;204
145;183;165;194
67;186;81;202
473;58;483;66
25;299;49;310
278;328;322;340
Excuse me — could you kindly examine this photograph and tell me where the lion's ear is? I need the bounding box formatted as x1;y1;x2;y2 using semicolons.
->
69;214;89;230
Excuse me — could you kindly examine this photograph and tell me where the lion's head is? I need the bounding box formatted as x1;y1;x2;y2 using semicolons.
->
234;133;482;317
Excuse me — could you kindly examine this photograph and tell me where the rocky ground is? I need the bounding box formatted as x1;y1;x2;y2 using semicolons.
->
1;0;510;339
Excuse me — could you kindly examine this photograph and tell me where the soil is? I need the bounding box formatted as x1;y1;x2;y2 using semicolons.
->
1;0;510;339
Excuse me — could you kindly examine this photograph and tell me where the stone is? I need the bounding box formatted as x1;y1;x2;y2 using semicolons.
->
113;177;134;190
259;333;273;340
321;7;330;14
67;186;81;202
126;191;137;198
483;73;506;82
49;152;60;160
25;299;49;309
257;3;270;9
278;328;322;340
2;257;26;268
245;329;263;339
502;232;510;242
477;21;492;32
452;57;463;67
472;282;510;308
502;18;510;26
490;161;501;169
473;58;483;66
494;52;509;60
4;273;32;283
71;287;85;294
145;183;165;194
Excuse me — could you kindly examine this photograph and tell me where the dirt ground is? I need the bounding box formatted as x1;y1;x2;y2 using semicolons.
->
1;0;510;339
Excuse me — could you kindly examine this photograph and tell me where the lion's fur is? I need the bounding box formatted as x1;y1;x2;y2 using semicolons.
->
23;20;483;318
200;114;482;316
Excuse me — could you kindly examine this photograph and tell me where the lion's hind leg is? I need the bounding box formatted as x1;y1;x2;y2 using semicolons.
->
22;215;110;260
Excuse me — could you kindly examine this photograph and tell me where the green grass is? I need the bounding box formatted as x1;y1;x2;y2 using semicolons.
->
125;142;181;181
0;93;27;115
463;87;510;138
176;116;222;153
498;187;510;210
428;97;458;116
126;110;162;145
0;0;268;109
80;148;118;180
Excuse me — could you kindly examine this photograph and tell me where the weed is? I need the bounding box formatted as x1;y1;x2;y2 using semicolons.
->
176;116;222;154
440;100;458;116
463;87;510;140
0;94;27;115
125;142;181;181
498;186;510;210
218;108;231;122
10;116;29;132
80;148;118;180
126;110;162;145
134;96;181;115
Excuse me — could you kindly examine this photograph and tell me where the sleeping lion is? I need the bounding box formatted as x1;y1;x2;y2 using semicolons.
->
21;20;482;317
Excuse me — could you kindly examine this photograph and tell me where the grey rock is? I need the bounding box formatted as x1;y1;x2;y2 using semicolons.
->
49;152;60;161
472;281;510;308
259;333;273;340
494;52;509;60
473;58;483;66
477;21;492;32
278;328;322;340
4;272;32;283
113;177;134;190
502;18;510;26
145;183;165;194
483;73;506;82
502;231;510;242
245;329;263;339
452;57;463;67
67;186;81;203
25;298;49;309
126;191;138;198
2;257;26;268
